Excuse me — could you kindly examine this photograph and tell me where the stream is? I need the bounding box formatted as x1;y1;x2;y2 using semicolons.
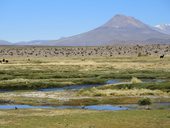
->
0;103;169;111
0;79;169;111
38;79;165;92
0;104;128;111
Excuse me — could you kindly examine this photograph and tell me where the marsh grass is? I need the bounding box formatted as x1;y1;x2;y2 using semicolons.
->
101;81;170;92
78;88;168;97
0;56;170;90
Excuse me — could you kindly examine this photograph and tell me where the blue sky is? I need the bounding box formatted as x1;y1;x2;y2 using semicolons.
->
0;0;170;42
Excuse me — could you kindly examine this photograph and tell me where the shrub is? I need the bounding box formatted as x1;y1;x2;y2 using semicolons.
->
138;98;152;106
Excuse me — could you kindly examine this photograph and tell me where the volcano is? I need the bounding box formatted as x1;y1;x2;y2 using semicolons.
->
43;14;170;46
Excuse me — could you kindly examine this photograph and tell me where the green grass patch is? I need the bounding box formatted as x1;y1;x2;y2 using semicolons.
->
103;81;170;92
0;109;169;128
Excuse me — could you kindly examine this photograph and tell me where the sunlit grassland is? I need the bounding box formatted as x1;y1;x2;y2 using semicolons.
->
0;56;170;128
0;56;170;90
0;109;169;128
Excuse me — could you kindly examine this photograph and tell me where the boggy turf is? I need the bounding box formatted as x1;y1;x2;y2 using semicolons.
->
0;54;170;90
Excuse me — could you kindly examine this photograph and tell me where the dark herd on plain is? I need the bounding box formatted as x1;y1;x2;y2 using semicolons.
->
0;58;8;64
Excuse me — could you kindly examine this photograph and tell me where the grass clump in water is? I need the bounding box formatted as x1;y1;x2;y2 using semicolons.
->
131;77;142;84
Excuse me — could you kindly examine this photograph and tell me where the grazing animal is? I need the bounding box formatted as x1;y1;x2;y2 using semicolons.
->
0;60;2;63
5;60;9;63
2;58;5;62
160;54;164;59
15;107;18;110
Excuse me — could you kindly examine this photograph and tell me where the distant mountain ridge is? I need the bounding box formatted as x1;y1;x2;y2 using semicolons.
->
154;24;170;35
0;40;12;45
15;40;50;45
1;14;170;46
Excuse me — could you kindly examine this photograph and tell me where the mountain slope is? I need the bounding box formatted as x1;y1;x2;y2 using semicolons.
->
45;14;170;46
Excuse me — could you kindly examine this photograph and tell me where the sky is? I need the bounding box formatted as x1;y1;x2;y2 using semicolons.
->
0;0;170;42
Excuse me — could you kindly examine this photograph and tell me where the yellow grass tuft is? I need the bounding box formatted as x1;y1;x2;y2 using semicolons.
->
131;77;142;84
79;88;169;97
